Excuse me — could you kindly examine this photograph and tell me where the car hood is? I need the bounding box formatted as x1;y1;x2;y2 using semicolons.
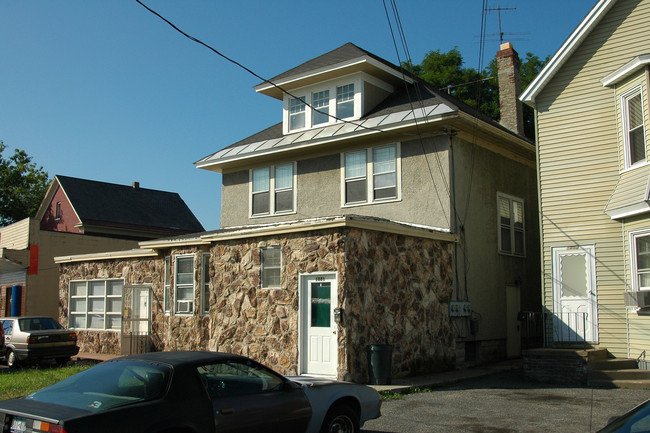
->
286;376;345;387
0;398;90;423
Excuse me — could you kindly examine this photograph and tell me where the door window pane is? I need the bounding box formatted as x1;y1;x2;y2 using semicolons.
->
311;283;331;327
560;254;588;298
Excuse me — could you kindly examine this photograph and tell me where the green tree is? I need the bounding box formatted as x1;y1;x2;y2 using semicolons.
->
0;141;50;226
403;48;548;139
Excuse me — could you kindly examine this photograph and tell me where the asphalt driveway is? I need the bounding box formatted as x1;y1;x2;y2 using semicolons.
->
362;369;650;433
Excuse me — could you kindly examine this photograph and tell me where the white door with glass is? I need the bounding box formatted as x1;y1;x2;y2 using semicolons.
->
132;286;150;334
552;246;598;343
300;274;338;377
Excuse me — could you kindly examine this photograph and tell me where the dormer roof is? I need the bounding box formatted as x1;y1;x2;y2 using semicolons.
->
254;42;414;100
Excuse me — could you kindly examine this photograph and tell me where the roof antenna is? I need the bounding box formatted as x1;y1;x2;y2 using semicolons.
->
485;4;517;44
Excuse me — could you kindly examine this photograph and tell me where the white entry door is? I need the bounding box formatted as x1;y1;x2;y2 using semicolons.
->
300;274;338;377
132;286;150;334
552;246;598;343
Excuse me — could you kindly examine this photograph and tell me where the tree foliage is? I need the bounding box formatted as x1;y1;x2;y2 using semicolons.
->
0;141;50;226
403;48;548;138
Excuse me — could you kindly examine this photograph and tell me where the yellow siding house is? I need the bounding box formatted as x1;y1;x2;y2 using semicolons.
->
522;0;650;359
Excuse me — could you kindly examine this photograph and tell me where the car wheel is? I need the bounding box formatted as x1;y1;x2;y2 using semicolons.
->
6;349;17;368
320;404;359;433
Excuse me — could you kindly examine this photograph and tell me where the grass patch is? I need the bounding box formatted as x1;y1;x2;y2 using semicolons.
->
380;386;433;400
0;363;94;400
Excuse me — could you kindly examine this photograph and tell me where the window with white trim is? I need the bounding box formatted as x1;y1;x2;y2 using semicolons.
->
175;255;195;315
69;279;123;330
312;90;330;125
251;163;295;217
631;231;650;291
261;247;281;288
164;256;171;314
498;193;525;256
289;97;306;131
622;86;647;169
337;84;354;119
342;143;400;205
201;253;210;315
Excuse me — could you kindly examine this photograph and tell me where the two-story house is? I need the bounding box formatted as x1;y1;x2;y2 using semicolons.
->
56;43;539;382
0;175;203;320
521;0;650;359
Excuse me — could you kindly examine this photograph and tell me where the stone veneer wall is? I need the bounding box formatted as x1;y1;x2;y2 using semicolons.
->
343;229;455;381
59;227;455;382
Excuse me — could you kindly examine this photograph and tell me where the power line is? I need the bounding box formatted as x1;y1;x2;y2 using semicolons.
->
135;0;414;139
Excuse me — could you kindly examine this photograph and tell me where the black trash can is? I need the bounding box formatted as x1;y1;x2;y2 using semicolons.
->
367;344;393;385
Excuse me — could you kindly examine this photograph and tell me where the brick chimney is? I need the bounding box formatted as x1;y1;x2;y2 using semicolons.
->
496;42;524;136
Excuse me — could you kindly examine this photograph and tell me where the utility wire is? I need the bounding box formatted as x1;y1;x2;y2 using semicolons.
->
135;0;414;139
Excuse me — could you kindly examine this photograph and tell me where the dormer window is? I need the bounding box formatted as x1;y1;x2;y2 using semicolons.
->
337;84;355;119
312;90;330;125
622;86;646;169
289;97;306;130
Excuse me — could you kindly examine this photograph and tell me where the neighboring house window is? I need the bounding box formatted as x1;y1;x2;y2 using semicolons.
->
312;90;330;125
201;253;210;315
498;193;525;256
175;255;195;315
289;97;306;131
251;163;295;216
337;84;355;118
631;231;650;291
622;87;647;169
69;279;123;330
343;143;400;205
164;256;171;314
55;202;61;220
261;247;281;288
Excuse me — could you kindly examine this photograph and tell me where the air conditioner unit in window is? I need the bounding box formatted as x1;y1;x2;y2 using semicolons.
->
176;301;192;314
638;291;650;309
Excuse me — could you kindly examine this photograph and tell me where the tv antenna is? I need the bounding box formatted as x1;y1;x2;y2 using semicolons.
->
485;4;517;44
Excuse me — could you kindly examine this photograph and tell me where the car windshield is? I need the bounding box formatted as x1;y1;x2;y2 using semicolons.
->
599;400;650;432
26;360;171;412
18;317;63;331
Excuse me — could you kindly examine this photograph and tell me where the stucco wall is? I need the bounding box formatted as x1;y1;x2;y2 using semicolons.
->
219;136;452;231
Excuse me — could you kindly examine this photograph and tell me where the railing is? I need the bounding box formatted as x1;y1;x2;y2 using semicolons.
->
517;311;545;349
552;312;589;347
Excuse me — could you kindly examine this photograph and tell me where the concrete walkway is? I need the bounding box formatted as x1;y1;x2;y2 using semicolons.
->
368;358;523;393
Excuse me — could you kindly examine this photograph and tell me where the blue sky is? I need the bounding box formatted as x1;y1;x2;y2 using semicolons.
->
0;1;596;230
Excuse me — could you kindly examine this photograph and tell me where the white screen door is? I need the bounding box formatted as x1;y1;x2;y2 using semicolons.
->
300;273;338;377
552;246;598;343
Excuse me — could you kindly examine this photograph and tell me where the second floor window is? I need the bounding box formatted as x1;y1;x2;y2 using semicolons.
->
498;193;525;256
251;163;295;217
343;144;399;205
622;87;647;169
632;231;650;291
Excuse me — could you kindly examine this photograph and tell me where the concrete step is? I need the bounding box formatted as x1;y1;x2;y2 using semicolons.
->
588;358;639;371
589;379;650;390
589;369;650;381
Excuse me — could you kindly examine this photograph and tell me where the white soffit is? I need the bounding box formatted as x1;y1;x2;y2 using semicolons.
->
601;54;650;87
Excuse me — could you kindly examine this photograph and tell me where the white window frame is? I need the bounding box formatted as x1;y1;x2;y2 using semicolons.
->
164;256;171;315
630;229;650;291
261;247;282;289
249;162;296;218
622;86;647;170
174;255;195;316
341;143;401;206
283;75;367;134
201;253;210;315
497;192;525;257
68;279;123;331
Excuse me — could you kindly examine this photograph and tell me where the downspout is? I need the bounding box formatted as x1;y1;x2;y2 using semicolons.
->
532;104;547;347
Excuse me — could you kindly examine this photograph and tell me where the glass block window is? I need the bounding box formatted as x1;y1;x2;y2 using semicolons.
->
69;279;123;330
